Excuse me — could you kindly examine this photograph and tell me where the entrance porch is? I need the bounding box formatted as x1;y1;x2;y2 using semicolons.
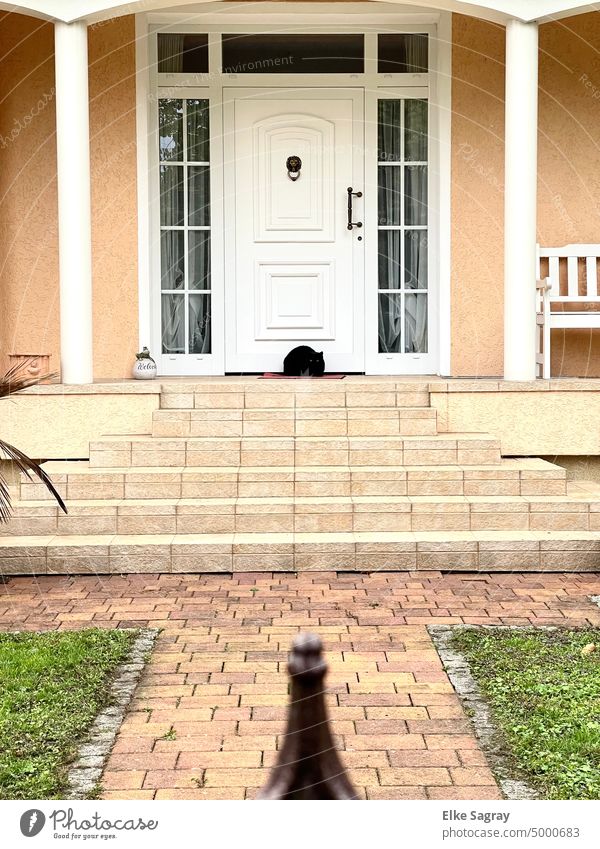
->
4;2;600;381
2;376;600;574
2;2;600;573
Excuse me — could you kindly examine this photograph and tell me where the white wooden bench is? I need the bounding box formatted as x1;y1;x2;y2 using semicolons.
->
536;244;600;378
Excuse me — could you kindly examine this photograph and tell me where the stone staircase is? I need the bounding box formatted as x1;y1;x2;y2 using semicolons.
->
1;379;599;575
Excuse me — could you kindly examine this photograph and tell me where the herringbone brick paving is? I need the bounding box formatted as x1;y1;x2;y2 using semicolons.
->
1;570;600;800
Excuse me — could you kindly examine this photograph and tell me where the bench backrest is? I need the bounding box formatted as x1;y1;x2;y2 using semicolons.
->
537;244;600;302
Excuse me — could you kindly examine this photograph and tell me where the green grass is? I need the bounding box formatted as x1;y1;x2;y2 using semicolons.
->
451;628;600;800
0;628;136;800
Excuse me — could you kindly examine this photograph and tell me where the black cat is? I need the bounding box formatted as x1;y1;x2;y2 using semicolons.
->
283;346;325;377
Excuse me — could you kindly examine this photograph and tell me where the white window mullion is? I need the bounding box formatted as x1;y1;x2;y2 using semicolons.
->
400;96;406;354
182;97;190;356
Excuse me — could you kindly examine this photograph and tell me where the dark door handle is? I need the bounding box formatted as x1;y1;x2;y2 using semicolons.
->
347;187;363;230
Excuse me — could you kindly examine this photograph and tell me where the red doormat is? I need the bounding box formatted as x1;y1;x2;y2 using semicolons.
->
261;373;346;379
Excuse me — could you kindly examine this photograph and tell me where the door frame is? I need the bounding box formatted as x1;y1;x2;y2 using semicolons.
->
136;3;452;375
222;86;365;374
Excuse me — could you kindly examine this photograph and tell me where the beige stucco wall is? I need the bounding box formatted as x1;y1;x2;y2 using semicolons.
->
0;15;59;375
0;387;159;458
2;380;597;459
451;16;505;377
0;13;138;380
89;17;139;379
2;10;600;379
451;11;600;377
430;382;600;455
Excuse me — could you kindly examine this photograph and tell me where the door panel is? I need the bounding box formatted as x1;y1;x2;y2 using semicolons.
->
225;89;364;373
255;261;334;340
255;118;334;241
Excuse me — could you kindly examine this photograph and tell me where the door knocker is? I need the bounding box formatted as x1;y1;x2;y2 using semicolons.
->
286;155;302;181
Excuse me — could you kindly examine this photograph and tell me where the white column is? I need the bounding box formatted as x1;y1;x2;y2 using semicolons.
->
504;19;539;381
55;21;93;384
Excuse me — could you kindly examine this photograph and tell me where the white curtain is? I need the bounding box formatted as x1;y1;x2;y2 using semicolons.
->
161;232;184;290
378;294;402;353
405;165;427;226
160;166;183;226
189;231;210;290
188;167;210;226
405;34;428;73
377;100;401;162
405;230;427;290
189;295;211;354
158;35;185;73
405;294;427;353
378;231;400;290
162;295;185;354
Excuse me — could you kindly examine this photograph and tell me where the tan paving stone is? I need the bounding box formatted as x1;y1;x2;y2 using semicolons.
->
428;786;503;799
1;571;599;800
203;768;264;787
102;771;146;790
379;767;452;786
101;790;155;800
450;766;497;785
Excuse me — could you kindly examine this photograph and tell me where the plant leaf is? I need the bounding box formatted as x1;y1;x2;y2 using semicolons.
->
0;361;65;522
0;361;57;401
0;473;11;522
0;440;67;519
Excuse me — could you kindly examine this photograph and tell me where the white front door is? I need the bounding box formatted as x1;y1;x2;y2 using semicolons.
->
224;88;364;373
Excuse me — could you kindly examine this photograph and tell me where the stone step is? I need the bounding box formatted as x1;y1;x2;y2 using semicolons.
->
1;530;599;575
152;406;438;438
88;433;501;468
2;493;598;537
18;459;567;501
159;381;432;410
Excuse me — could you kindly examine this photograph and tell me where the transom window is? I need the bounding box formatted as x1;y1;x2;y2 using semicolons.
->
158;34;209;73
222;33;365;74
155;32;429;75
378;33;428;73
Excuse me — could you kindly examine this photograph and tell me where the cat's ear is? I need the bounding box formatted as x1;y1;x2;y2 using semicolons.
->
319;351;323;356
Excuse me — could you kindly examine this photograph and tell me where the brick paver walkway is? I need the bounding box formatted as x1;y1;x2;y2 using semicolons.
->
1;571;600;800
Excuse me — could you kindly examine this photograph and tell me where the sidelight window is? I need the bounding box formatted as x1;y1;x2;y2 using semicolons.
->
377;98;428;354
159;98;212;355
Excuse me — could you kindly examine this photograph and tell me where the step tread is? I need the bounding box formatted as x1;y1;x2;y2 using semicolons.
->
153;406;437;415
30;458;566;476
2;530;600;548
91;432;497;444
11;490;600;509
159;379;431;390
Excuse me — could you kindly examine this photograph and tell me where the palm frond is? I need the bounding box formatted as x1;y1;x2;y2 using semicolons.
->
0;439;67;520
0;361;65;522
0;473;11;522
0;361;57;401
